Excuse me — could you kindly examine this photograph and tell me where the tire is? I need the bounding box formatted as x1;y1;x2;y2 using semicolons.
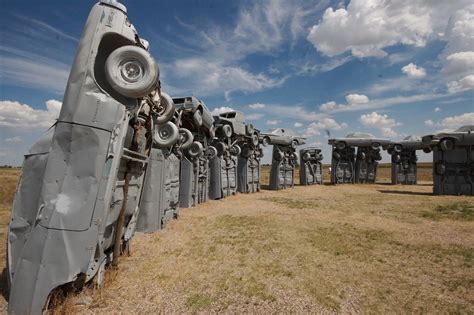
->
302;152;311;161
193;110;203;127
274;150;284;161
246;124;254;136
358;152;366;160
436;163;446;175
250;133;259;147
187;141;204;158
262;136;270;146
333;151;341;160
154;122;179;148
375;153;382;161
371;142;381;150
241;144;251;158
335;142;345;150
440;138;454;151
105;45;159;98
179;128;194;149
207;146;218;159
214;142;226;156
392;154;401;163
230;145;241;156
423;147;432;154
222;124;233;138
393;144;402;153
155;92;175;124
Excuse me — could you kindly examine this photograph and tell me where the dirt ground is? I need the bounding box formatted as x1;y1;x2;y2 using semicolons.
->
0;165;473;313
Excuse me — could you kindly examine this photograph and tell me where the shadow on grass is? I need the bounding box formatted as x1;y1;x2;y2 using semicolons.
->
0;268;9;302
378;190;433;196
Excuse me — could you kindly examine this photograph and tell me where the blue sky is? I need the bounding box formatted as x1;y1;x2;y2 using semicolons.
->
0;0;473;165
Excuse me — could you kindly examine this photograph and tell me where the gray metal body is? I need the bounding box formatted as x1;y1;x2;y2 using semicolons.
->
329;133;386;184
423;125;474;195
209;153;238;199
386;136;430;185
7;2;163;313
136;148;180;233
261;128;306;147
237;148;263;193
180;155;210;207
299;147;323;185
269;145;298;190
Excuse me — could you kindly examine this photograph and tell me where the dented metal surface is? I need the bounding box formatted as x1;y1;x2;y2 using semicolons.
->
329;133;387;184
7;2;173;313
299;147;323;185
386;135;431;185
423;125;474;195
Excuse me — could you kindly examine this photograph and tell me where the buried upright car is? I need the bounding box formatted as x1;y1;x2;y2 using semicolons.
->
7;1;177;313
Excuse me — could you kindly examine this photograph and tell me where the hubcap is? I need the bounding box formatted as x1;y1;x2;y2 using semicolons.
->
120;60;143;83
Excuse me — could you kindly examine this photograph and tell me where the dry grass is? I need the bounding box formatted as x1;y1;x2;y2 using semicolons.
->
0;165;473;313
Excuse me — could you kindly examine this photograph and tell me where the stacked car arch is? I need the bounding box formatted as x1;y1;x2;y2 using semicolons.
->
6;1;473;313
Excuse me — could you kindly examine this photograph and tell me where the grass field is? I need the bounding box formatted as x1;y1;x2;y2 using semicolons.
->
0;165;473;313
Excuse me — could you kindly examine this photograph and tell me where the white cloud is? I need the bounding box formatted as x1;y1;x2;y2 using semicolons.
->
294;122;303;128
424;119;434;126
4;136;22;143
442;5;474;58
302;118;347;137
443;51;474;76
307;0;471;58
440;112;474;129
359;112;400;137
345;94;369;105
0;99;62;129
320;94;369;112
447;75;474;94
211;106;234;116
266;120;281;125
401;63;426;79
248;103;266;110
434;107;441;112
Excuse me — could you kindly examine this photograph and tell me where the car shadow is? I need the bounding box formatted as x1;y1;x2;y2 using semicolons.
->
378;189;433;196
0;268;9;301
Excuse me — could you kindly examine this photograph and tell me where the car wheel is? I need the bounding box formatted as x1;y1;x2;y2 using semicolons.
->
246;124;254;136
213;142;226;156
291;140;298;149
187;141;204;158
251;133;259;147
393;144;402;153
154;122;179;148
371;142;381;150
155;92;175;124
423;147;431;154
333;151;341;160
179;128;193;149
357;152;366;160
274;150;284;161
335;142;346;150
222;124;233;138
193;110;203;127
262;136;270;146
207;146;218;159
105;45;158;98
302;152;311;161
392;154;401;163
440;138;454;151
436;163;446;175
230;145;241;156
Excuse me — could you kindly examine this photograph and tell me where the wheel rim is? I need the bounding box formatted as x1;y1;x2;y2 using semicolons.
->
159;126;171;140
120;59;144;83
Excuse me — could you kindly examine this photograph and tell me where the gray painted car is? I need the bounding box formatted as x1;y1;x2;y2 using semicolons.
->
269;145;300;190
329;133;387;184
299;147;324;185
422;125;474;195
260;128;306;149
173;97;215;207
386;135;431;185
7;2;176;313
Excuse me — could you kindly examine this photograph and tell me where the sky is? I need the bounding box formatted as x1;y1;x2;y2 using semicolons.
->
0;0;473;166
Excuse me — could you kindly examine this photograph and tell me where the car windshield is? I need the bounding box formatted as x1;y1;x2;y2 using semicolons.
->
346;132;374;139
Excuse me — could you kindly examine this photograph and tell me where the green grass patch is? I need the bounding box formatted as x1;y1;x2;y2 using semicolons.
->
186;293;212;310
422;202;474;221
261;197;319;209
